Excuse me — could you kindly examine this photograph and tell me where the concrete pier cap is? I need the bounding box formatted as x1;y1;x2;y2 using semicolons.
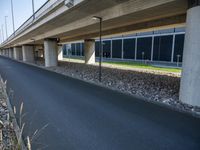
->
84;39;95;64
180;1;200;107
44;38;58;67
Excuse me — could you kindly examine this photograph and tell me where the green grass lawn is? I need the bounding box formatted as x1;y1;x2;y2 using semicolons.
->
63;57;181;73
103;61;182;73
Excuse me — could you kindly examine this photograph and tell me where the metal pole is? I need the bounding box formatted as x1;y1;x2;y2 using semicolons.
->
69;45;71;62
99;18;102;82
1;25;4;42
32;0;35;20
92;16;103;82
151;36;154;61
11;0;15;34
171;34;175;62
135;37;137;60
5;16;8;39
142;52;145;62
121;36;124;59
0;31;2;43
177;55;180;67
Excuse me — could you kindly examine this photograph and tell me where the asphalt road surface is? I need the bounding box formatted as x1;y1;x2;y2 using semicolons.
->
0;56;200;150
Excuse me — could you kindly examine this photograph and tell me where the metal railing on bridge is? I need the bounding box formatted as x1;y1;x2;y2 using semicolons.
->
1;0;83;47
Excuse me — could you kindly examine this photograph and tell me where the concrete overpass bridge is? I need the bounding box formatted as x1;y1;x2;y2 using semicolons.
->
0;0;200;107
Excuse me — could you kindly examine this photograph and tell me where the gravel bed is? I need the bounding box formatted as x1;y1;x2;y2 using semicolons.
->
0;78;17;149
43;61;200;116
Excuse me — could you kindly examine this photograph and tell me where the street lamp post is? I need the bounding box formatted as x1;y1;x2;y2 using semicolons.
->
0;31;2;43
11;0;15;35
5;16;8;39
1;25;4;42
32;0;35;19
92;16;102;82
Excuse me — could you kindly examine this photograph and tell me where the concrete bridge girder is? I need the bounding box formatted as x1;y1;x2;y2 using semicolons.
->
1;0;188;47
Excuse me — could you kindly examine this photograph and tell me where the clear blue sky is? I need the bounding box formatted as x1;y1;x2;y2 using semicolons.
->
0;0;47;41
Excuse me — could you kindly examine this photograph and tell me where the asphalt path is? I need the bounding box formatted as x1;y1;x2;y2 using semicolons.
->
0;56;200;150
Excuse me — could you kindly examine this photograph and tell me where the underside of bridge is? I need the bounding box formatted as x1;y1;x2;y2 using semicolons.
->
0;0;200;107
1;0;188;46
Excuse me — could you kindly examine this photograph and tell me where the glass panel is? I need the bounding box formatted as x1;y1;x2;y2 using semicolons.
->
173;34;185;62
63;45;67;55
123;38;135;59
95;41;100;57
112;39;122;58
137;37;152;60
103;40;111;58
76;43;81;56
81;43;84;56
71;43;76;55
153;35;173;61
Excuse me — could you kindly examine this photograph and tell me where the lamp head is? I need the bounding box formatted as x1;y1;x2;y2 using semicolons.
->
92;16;102;20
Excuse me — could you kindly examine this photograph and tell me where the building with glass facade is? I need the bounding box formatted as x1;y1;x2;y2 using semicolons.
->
63;27;185;64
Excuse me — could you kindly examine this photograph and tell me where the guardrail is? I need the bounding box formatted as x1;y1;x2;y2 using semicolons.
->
1;0;83;47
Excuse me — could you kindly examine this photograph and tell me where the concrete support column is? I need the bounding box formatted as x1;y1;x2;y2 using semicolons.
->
5;49;7;57
58;45;63;61
4;49;7;56
22;45;34;63
3;50;6;56
6;49;8;56
180;4;200;107
9;48;14;58
44;38;58;67
14;47;23;60
6;49;9;57
84;39;95;64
